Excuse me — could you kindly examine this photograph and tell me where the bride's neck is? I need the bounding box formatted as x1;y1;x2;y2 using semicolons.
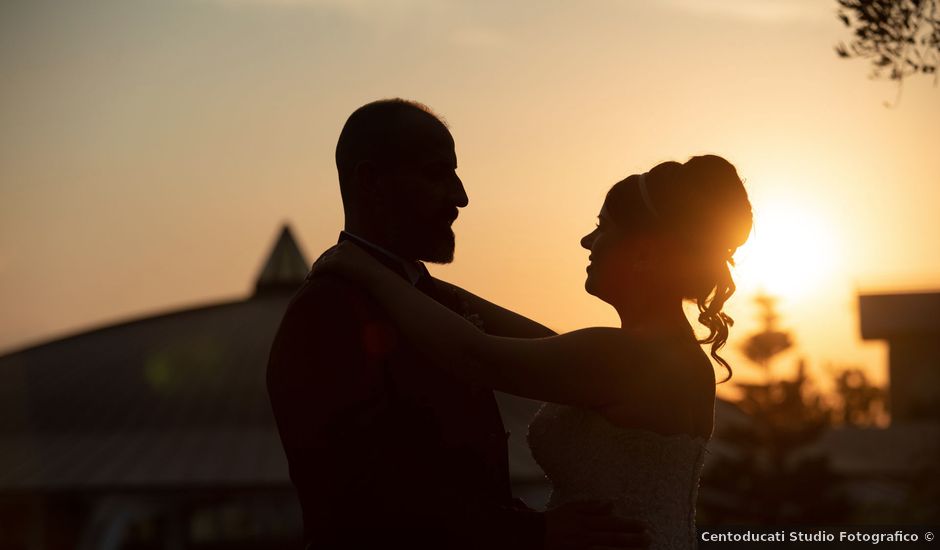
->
615;296;690;339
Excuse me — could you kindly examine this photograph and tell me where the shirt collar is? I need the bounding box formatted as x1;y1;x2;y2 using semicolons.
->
338;231;425;286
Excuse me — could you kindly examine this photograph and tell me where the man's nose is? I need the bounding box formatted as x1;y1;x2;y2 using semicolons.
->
453;175;469;208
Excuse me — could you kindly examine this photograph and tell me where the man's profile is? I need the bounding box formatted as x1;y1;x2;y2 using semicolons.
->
267;99;648;550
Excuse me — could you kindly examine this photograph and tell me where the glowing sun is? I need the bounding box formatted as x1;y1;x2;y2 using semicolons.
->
731;202;840;300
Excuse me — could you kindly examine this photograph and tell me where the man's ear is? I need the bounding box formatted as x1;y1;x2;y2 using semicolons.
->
354;160;383;197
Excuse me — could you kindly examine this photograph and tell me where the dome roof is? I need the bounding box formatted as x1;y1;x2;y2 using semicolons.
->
0;224;311;490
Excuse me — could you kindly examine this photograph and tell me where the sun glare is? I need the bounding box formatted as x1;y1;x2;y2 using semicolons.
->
732;202;840;300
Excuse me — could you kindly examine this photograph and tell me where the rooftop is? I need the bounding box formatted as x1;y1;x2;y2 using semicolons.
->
859;291;940;339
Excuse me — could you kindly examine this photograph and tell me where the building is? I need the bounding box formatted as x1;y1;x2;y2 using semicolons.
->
859;291;940;423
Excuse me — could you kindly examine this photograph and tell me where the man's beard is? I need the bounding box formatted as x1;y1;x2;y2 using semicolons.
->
417;226;456;264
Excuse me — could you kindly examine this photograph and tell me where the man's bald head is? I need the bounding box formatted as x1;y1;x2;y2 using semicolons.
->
333;99;467;263
335;98;449;191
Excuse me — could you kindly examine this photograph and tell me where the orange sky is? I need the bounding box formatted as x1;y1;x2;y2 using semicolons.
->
2;0;939;396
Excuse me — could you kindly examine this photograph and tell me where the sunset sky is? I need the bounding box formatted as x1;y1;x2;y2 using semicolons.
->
2;0;939;395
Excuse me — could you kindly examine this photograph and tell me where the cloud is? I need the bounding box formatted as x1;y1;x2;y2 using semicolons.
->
663;0;831;25
201;0;509;50
201;0;449;13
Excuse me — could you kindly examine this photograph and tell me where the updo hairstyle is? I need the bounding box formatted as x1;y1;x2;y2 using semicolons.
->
604;155;753;382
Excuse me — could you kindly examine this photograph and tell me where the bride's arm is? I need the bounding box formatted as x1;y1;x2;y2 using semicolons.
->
433;279;557;338
318;243;643;407
457;328;637;406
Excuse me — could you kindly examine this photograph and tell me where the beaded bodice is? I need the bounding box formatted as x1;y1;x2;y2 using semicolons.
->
528;403;707;550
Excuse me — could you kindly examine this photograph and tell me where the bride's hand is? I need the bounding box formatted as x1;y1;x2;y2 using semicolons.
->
311;241;382;283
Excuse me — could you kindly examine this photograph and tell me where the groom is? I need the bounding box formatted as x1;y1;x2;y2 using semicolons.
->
267;99;647;549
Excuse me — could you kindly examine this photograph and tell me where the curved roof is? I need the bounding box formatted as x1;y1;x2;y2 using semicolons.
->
0;225;546;491
0;295;292;435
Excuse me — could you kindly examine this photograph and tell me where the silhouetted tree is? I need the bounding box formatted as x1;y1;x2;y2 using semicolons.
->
700;295;848;524
831;367;887;427
835;0;940;84
702;361;848;524
740;293;793;378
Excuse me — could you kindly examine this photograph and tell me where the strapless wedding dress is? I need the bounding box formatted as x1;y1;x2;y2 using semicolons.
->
528;403;707;550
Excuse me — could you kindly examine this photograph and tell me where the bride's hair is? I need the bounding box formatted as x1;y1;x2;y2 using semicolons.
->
604;155;752;382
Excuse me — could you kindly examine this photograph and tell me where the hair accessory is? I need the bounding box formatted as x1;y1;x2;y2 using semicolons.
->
637;173;660;218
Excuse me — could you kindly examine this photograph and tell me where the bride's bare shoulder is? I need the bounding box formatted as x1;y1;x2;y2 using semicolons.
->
596;336;716;435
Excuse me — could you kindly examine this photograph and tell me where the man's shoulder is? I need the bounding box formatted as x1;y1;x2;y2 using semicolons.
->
285;273;374;318
298;271;364;297
267;274;383;374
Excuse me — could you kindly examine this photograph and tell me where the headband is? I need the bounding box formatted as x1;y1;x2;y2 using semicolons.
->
637;173;660;218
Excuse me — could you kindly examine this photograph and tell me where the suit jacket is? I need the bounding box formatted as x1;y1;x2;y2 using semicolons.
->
266;238;545;549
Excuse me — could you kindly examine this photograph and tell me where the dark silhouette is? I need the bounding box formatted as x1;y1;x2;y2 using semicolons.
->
835;0;939;85
266;99;647;550
832;367;886;427
313;154;753;548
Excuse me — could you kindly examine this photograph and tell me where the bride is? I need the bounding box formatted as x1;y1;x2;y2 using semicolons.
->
315;154;752;550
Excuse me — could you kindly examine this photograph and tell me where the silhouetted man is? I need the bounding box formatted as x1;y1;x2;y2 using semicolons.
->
267;99;646;550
